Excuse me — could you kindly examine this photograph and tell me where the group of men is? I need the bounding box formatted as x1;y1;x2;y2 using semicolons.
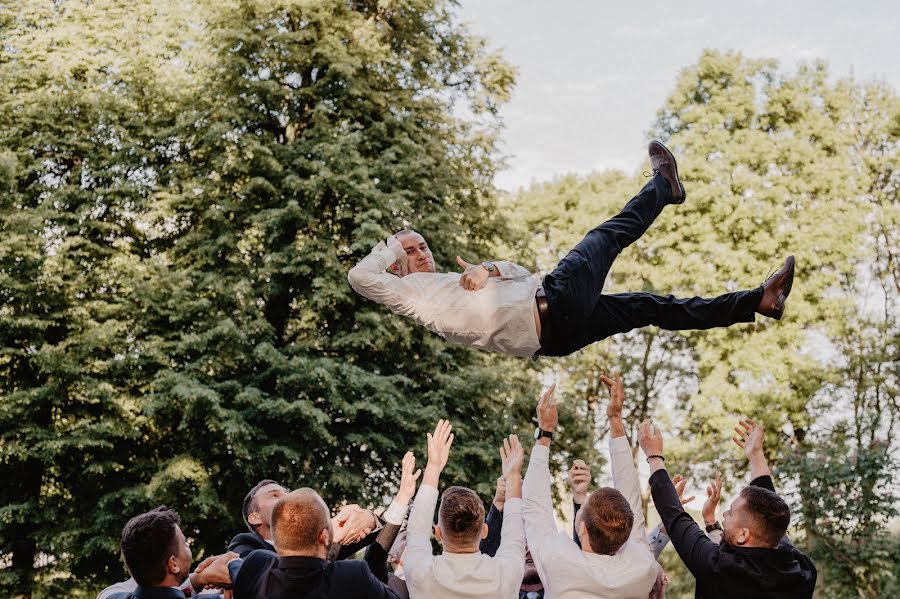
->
98;141;813;597
100;374;816;599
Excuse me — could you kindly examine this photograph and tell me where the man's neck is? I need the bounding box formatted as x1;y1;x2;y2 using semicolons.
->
279;548;327;560
256;526;272;542
442;544;480;555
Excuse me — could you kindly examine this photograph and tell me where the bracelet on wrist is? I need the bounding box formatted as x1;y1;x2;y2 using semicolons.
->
646;454;665;463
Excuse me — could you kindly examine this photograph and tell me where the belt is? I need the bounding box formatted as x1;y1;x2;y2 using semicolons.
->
535;286;552;349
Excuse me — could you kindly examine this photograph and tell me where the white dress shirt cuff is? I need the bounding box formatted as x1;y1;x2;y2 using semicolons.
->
530;443;551;461
608;434;630;452
383;498;410;525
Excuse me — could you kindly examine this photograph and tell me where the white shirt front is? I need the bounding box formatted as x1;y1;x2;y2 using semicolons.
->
403;484;526;599
347;237;541;357
523;438;661;599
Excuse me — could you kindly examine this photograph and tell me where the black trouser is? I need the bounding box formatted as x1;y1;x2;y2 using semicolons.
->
540;173;763;357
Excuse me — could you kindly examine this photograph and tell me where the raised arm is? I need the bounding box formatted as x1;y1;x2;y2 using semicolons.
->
567;459;590;546
733;419;794;547
365;451;421;582
601;373;646;544
640;420;719;579
347;235;420;313
495;435;526;583
479;476;506;556
522;385;560;569
402;420;454;585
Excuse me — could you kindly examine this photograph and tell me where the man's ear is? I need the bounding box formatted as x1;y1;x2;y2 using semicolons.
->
482;523;489;540
736;527;751;546
318;528;329;546
248;511;263;527
434;525;443;544
167;554;180;576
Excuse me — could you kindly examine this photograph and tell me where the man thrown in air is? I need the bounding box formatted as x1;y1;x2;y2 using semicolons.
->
348;141;794;358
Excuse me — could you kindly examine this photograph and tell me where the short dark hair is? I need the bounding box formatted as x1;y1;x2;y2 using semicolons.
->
243;479;280;532
271;488;330;552
438;486;485;546
581;487;634;555
740;486;790;547
120;506;181;586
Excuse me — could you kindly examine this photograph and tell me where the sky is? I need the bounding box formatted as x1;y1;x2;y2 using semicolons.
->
457;0;900;191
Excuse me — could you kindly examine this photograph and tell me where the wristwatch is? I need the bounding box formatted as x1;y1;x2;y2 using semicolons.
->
705;520;723;533
534;427;553;441
481;261;496;273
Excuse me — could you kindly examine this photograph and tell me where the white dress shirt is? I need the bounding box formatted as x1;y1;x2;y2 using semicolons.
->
348;237;541;357
403;484;526;599
523;438;661;599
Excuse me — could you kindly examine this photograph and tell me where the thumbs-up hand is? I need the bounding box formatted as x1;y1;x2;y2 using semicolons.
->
457;256;490;291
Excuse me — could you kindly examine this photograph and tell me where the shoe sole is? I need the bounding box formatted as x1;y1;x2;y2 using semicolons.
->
650;140;686;204
771;255;795;320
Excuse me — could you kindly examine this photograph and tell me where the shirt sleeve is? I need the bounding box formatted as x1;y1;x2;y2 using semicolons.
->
479;504;504;557
493;261;532;280
647;524;670;559
494;497;526;586
609;435;646;544
347;237;421;315
522;444;559;573
649;469;719;580
402;483;439;586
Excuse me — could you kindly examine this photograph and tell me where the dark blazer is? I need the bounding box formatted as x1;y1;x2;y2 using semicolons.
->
649;470;817;599
228;529;382;561
106;586;186;599
230;549;400;599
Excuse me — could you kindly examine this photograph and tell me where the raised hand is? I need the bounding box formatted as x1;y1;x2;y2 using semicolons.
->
499;434;524;499
500;434;525;478
456;256;490;292
568;459;591;505
599;373;624;419
732;418;771;479
423;419;454;486
396;451;422;505
702;471;722;525
732;419;764;459
672;474;696;506
536;384;558;434
492;476;507;511
638;419;664;466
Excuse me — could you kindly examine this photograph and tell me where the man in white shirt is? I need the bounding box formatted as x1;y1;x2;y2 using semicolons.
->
404;420;527;598
348;141;795;358
523;378;661;599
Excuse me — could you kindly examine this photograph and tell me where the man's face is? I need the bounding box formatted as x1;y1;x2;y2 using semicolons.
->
172;525;192;585
396;231;435;274
721;496;750;546
252;483;288;530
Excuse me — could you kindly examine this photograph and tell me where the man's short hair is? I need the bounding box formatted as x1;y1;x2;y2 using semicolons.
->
120;506;181;586
271;488;331;552
740;486;790;547
243;479;280;532
581;487;634;555
438;486;485;546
